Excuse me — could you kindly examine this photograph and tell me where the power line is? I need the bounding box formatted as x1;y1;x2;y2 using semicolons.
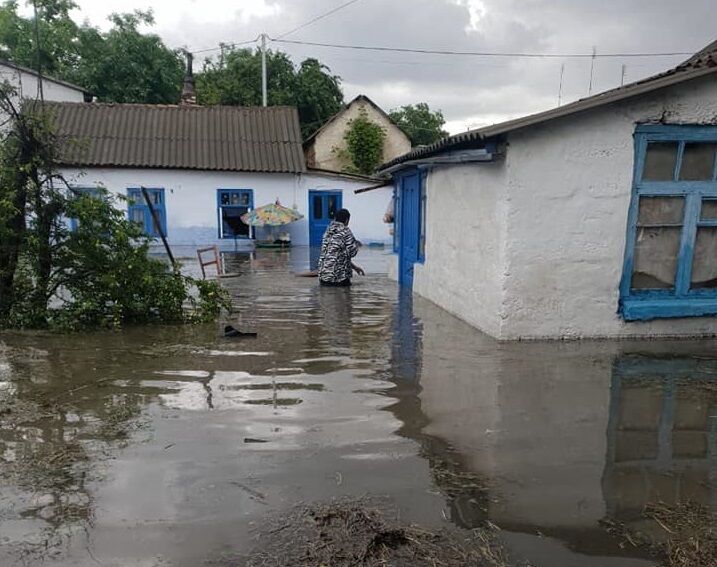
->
277;0;363;39
192;38;259;55
270;37;694;59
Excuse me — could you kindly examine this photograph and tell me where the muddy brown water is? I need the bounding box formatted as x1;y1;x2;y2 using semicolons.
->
1;248;716;567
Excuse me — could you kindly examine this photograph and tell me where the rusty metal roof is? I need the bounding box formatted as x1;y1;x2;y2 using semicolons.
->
381;40;717;171
46;102;306;173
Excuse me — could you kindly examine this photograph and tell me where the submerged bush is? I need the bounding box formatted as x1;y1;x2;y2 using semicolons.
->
2;189;230;331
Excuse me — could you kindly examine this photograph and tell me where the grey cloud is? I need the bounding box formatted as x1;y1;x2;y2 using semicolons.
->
157;0;716;133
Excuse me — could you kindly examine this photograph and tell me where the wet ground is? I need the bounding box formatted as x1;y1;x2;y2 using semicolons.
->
1;247;716;566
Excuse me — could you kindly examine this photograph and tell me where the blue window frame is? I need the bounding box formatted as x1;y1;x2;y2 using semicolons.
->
217;189;253;239
620;125;717;321
127;188;166;237
69;186;104;231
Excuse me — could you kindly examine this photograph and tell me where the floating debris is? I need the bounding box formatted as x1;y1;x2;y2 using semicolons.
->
244;499;515;567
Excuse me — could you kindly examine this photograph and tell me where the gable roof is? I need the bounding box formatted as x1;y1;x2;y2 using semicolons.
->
381;40;717;171
46;102;307;173
303;94;407;147
0;59;91;98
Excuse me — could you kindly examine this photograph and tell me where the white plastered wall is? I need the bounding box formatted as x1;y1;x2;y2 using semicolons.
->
59;167;392;248
503;74;717;339
310;98;411;172
410;163;508;338
0;62;86;103
402;74;717;340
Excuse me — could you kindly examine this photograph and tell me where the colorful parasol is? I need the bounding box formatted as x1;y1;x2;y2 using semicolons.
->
240;199;303;227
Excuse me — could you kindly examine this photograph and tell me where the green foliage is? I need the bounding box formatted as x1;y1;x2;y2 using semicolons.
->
341;108;386;175
71;11;184;104
0;91;229;331
0;2;183;104
197;47;344;139
389;102;448;146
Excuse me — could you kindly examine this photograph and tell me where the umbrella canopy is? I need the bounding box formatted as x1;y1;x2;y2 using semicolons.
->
241;199;304;227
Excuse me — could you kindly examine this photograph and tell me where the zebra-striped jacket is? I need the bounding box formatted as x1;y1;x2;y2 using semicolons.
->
317;221;359;283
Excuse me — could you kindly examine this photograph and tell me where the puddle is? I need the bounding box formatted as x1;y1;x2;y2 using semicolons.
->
0;247;715;566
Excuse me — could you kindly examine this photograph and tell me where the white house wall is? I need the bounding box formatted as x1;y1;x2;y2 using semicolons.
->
0;63;86;103
503;74;717;339
400;74;717;340
60;167;391;248
410;164;508;338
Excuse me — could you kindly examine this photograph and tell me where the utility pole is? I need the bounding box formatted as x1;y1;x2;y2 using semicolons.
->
620;64;627;87
261;33;268;107
32;0;44;103
588;46;596;95
558;63;565;106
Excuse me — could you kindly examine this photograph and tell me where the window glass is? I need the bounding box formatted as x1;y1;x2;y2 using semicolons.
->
691;227;717;289
327;195;337;219
130;208;144;225
637;196;684;225
679;143;717;181
700;199;717;221
153;191;162;205
221;192;230;206
313;195;323;220
631;227;682;289
642;142;678;181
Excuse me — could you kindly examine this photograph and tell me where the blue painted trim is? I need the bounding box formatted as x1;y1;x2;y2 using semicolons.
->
216;188;254;239
622;298;717;321
308;189;343;247
619;125;717;321
127;187;166;237
636;124;717;137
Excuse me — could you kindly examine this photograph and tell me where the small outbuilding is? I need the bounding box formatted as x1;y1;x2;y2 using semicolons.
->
381;40;717;340
304;94;411;173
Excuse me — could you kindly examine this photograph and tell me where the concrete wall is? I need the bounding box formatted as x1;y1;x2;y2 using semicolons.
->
503;75;717;339
0;62;86;103
403;74;717;339
308;98;411;172
60;168;392;248
411;164;508;338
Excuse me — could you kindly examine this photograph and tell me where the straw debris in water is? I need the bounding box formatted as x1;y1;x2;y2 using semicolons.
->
245;500;514;567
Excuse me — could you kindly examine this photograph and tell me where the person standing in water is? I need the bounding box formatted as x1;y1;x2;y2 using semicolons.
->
317;208;365;287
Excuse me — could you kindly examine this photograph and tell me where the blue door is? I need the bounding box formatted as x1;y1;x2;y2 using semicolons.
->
309;191;342;247
398;173;420;287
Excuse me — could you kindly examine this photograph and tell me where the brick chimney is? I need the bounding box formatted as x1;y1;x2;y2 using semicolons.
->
180;50;197;106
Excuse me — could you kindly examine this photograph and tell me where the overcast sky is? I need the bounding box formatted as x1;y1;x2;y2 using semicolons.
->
68;0;715;134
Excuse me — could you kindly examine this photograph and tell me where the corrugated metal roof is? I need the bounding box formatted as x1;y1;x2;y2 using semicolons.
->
46;102;307;173
381;40;717;171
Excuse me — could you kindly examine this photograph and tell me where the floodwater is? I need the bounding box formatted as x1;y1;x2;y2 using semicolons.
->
1;247;716;567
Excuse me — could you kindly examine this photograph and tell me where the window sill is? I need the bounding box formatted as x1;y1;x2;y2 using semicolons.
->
620;297;717;321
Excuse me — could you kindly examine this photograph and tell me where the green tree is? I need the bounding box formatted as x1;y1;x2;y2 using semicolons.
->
0;0;81;77
389;102;448;146
197;47;344;139
340;108;386;175
0;2;183;104
0;84;228;329
71;11;184;104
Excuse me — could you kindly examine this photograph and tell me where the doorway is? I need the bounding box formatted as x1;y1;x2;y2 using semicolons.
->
308;190;342;247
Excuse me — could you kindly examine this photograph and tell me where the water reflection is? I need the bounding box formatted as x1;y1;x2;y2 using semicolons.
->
0;248;715;567
604;355;717;524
